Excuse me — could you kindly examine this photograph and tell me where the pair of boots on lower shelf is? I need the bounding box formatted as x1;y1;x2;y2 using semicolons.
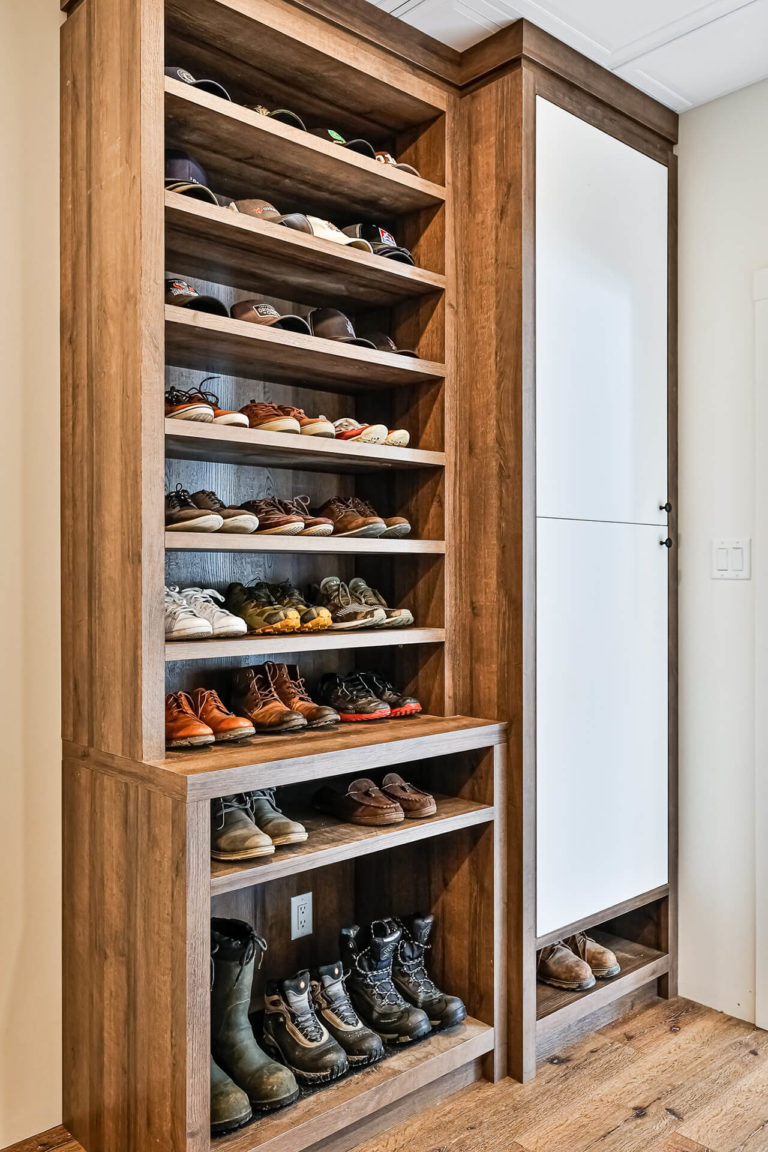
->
537;932;621;991
210;915;466;1136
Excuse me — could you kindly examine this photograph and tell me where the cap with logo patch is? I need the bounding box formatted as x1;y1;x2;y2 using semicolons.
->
235;199;283;222
165;279;229;316
165;149;210;189
278;215;373;252
375;150;421;178
164;67;232;102
309;308;376;349
230;300;311;334
341;223;414;264
252;105;307;132
309;128;377;159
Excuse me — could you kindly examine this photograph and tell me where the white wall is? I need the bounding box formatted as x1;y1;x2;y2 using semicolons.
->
678;78;768;1020
0;0;62;1144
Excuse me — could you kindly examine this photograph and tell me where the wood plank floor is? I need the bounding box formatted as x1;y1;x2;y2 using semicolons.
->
6;999;768;1152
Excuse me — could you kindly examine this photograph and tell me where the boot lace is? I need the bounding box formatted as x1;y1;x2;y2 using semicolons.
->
213;793;252;830
291;1000;324;1042
323;975;360;1027
166;690;196;716
165;586;202;627
397;941;438;997
180;587;228;623
238;928;268;982
165;483;196;512
250;787;282;814
354;948;405;1008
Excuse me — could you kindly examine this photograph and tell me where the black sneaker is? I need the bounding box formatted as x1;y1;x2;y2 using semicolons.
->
262;971;349;1084
311;961;384;1066
357;672;422;718
317;673;391;722
392;915;467;1029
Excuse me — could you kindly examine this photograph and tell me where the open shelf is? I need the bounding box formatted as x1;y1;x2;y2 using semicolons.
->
165;531;445;554
215;1018;494;1152
165;419;446;474
166;626;445;662
165;79;446;219
165;193;446;307
211;795;495;894
165;307;446;393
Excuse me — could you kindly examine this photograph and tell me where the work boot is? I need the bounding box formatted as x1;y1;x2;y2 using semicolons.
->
263;971;349;1084
211;919;299;1110
231;666;308;734
537;941;595;990
311;961;384;1066
341;921;431;1044
211;795;274;861
393;915;467;1029
211;1055;253;1136
266;662;340;728
249;788;308;846
563;933;621;979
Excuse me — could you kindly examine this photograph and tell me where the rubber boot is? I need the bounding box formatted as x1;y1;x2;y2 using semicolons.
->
211;918;299;1111
393;914;467;1028
210;1055;253;1136
341;920;431;1044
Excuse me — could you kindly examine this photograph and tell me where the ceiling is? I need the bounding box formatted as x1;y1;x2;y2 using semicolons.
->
367;0;768;111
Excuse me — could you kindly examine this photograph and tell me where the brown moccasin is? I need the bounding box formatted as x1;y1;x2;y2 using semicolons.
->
313;778;404;826
380;772;436;818
537;942;595;990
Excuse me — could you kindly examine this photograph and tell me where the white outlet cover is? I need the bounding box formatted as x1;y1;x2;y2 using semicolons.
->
711;538;752;580
290;892;313;940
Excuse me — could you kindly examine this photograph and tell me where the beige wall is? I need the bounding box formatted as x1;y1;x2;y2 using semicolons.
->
0;0;62;1144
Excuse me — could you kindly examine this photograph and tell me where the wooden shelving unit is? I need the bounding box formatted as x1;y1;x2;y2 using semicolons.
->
164;533;446;554
165;627;446;661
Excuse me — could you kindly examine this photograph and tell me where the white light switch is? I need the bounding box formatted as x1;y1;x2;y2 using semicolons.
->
711;538;752;580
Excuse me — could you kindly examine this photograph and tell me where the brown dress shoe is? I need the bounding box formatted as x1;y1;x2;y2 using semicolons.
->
265;663;340;729
313;778;404;826
192;688;255;743
349;497;411;539
316;497;386;538
563;933;621;979
231;667;308;734
380;772;436;818
537;942;595;990
240;497;305;535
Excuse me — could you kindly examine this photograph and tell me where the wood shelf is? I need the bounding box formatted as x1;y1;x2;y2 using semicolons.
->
165;79;447;220
165;419;446;474
211;795;495;894
166;626;445;662
165;193;446;308
164;531;446;555
165;306;445;393
215;1017;494;1152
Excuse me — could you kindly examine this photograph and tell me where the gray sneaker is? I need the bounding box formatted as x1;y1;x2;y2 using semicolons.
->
315;576;386;630
349;577;414;627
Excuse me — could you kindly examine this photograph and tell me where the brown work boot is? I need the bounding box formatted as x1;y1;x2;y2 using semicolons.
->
563;933;621;979
265;663;340;729
537;941;595;990
231;666;308;734
165;691;215;748
191;687;255;742
316;496;386;537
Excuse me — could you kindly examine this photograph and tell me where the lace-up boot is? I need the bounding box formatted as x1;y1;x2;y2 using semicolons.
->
393;915;467;1028
211;919;299;1110
225;582;299;634
248;788;307;845
211;795;274;860
563;932;621;979
267;582;332;630
231;666;307;734
266;662;339;727
311;961;384;1066
192;687;255;742
341;921;430;1043
536;941;595;990
263;971;349;1083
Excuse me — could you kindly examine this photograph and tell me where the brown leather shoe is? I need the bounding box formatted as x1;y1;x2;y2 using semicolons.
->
231;667;308;734
563;933;621;979
192;688;256;742
240;497;305;535
313;778;404;826
317;497;386;538
537;942;595;990
380;772;436;818
166;692;215;748
265;663;340;729
277;496;334;537
239;400;301;433
349;497;411;539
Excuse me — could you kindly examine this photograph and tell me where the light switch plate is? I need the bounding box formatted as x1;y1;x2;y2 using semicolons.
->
711;538;752;580
290;892;313;940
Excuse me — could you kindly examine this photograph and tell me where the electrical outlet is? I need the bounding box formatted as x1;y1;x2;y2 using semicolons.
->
290;892;313;940
711;538;752;580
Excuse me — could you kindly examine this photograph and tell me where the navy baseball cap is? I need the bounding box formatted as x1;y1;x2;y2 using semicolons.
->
165;67;231;101
165;149;210;188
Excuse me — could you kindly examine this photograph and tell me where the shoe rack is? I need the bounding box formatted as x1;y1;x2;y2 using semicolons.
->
60;3;505;1152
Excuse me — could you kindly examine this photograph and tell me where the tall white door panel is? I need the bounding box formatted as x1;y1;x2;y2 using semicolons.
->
536;516;669;937
535;97;669;527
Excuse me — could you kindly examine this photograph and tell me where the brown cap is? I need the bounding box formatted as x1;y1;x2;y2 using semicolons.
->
360;331;418;357
165;278;228;316
235;198;282;222
231;299;311;334
309;308;376;348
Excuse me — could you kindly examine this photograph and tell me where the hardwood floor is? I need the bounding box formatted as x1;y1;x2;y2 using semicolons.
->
7;998;768;1152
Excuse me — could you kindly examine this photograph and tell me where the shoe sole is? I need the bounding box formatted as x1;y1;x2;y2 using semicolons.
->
379;615;415;628
167;406;214;421
594;966;621;979
211;844;275;860
388;704;423;718
378;1023;432;1044
255;720;308;734
336;426;387;443
314;801;403;825
211;627;250;639
402;802;437;818
253;419;301;433
251;1088;300;1112
213;727;256;742
305;718;340;729
380;524;412;538
248;619;302;635
166;515;223;532
254;523;305;535
337;709;391;722
384;433;410;447
166;734;215;748
269;831;309;846
327;619;381;631
538;976;596;991
299;617;333;632
261;1034;348;1084
166;625;214;641
212;414;249;427
210;1110;254;1136
347;1050;384;1066
300;427;336;437
334;525;387;537
300;525;334;536
430;1009;467;1030
217;518;260;533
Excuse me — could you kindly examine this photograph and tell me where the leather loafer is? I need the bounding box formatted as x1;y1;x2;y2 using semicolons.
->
380;772;436;818
314;778;404;826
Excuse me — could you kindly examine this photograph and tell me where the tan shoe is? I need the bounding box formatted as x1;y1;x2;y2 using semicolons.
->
563;933;621;979
211;794;274;860
537;942;595;990
249;788;308;845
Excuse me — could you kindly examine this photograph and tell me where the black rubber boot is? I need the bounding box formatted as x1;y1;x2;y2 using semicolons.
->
393;914;467;1029
311;961;384;1066
211;919;299;1111
210;1055;253;1136
341;921;431;1044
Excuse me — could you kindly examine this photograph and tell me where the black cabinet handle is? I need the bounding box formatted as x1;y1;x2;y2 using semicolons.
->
660;502;672;513
660;538;673;548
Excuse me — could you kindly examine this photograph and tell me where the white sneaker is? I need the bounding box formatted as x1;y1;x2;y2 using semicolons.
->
383;428;410;447
179;587;248;638
165;587;213;641
333;418;388;444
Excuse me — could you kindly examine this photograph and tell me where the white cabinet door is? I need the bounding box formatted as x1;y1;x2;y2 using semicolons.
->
535;97;669;527
536;516;669;937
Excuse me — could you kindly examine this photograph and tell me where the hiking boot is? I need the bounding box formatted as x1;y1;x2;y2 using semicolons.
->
314;778;404;826
179;587;248;638
190;490;259;533
349;496;410;538
563;933;621;980
165;691;215;748
357;672;422;717
181;378;249;426
317;497;386;537
231;666;308;734
276;405;335;437
348;577;414;628
266;662;339;728
211;795;274;860
537;942;595;991
211;1055;253;1136
240;497;305;535
249;788;308;846
211;919;299;1110
226;583;300;634
165;385;215;422
315;577;386;630
380;773;436;818
165;484;223;532
268;582;332;630
341;921;431;1043
263;971;349;1084
318;673;391;722
393;915;467;1028
276;496;334;537
165;587;213;641
240;400;301;433
193;688;255;742
311;962;384;1067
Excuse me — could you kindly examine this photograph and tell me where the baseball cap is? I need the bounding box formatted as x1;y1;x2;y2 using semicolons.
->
309;128;377;159
359;331;418;357
309;308;376;349
342;223;413;264
375;151;421;178
277;215;373;252
165;149;209;188
235;199;283;222
165;278;228;316
231;300;311;334
252;105;307;132
165;180;220;206
165;67;232;101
